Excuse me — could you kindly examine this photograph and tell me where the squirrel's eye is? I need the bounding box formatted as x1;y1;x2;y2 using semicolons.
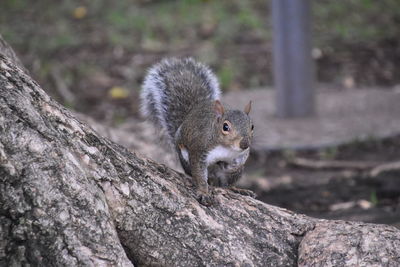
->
251;124;254;131
223;122;230;132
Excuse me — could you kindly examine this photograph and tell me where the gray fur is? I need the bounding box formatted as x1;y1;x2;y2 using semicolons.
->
141;58;220;146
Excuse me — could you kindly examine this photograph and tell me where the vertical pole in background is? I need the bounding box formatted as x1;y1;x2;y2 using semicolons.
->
272;0;315;118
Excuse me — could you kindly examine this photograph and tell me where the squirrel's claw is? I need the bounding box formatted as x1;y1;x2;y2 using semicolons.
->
197;192;215;206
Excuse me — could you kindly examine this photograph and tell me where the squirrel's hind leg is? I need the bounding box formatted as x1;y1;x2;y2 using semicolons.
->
208;163;257;198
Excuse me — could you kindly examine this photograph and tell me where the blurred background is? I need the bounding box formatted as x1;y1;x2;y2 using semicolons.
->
1;0;399;226
2;0;400;120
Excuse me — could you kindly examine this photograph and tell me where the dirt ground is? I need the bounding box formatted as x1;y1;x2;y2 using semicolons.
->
220;87;400;228
242;135;400;228
224;87;400;149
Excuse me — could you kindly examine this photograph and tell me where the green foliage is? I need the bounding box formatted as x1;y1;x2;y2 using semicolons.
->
3;0;28;10
3;0;400;57
370;190;379;206
283;149;297;161
237;1;263;29
1;0;400;96
319;147;338;160
218;63;235;90
314;0;400;45
113;113;126;126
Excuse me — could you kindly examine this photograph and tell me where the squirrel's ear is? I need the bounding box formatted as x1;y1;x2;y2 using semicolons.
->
214;100;225;117
244;100;252;115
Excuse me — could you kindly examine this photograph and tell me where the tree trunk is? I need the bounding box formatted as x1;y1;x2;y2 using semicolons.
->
1;35;399;266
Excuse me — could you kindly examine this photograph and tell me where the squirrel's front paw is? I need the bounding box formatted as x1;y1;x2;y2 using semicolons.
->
197;192;215;206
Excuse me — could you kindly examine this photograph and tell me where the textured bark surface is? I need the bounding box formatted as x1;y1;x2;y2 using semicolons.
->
299;220;400;266
0;36;26;72
1;36;400;266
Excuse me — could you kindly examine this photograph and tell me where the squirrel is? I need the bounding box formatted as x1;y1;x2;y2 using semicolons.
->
140;58;254;206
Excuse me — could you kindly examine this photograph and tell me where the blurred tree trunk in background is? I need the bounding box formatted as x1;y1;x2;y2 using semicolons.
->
272;0;315;118
1;34;400;266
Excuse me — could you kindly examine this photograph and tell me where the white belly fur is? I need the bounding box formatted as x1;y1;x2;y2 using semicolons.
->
179;145;249;167
180;147;189;162
206;145;249;166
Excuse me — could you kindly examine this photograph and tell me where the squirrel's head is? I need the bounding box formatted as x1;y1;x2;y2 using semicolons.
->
214;100;254;151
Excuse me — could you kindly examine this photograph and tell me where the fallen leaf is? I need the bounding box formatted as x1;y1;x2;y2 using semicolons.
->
73;6;87;19
108;86;130;99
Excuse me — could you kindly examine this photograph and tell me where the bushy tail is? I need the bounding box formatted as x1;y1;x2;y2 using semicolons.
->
140;58;221;145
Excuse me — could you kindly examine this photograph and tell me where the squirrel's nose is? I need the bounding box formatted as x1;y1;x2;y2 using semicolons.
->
240;138;250;150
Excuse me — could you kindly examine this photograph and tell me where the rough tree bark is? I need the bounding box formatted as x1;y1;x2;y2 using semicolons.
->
0;35;399;266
